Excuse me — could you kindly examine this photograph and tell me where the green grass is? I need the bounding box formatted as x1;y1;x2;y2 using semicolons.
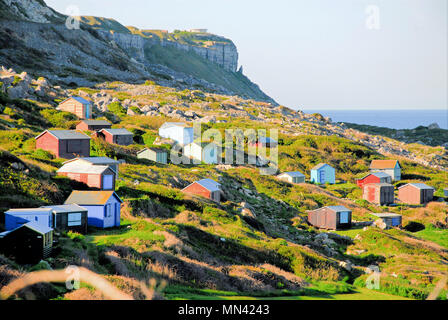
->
416;225;448;249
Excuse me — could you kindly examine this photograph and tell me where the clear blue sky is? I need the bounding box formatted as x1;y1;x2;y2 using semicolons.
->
46;0;447;110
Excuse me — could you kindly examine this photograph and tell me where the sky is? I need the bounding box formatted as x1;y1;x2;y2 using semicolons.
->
46;0;447;110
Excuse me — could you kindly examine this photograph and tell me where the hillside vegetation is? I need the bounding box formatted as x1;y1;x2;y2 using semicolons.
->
0;76;447;300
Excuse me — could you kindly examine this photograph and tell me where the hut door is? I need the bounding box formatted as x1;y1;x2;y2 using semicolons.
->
368;188;375;202
319;170;325;183
114;203;121;226
103;175;114;190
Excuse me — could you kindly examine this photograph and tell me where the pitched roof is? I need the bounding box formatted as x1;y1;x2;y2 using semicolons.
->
64;191;123;205
35;130;91;140
312;163;331;171
61;96;91;105
399;183;434;190
326;205;351;212
79;120;111;126
63;157;120;166
364;183;394;188
100;128;133;136
57;161;110;174
370;160;400;169
41;204;88;213
5;208;52;215
22;222;53;235
160;122;188;130
137;147;168;155
360;172;391;180
279;171;305;178
184;179;220;192
372;213;402;218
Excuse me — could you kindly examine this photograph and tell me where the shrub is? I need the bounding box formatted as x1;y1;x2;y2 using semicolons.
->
3;106;14;116
107;101;126;117
33;148;54;160
40;109;77;128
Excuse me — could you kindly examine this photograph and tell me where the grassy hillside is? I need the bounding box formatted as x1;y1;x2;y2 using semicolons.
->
0;84;447;300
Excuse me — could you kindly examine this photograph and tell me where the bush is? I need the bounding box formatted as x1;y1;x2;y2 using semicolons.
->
33;148;54;160
3;106;14;116
40;109;77;128
107;101;126;117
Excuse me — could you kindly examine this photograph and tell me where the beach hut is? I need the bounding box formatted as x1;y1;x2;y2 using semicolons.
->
4;208;53;231
96;128;134;146
64;191;123;228
277;172;305;184
356;172;392;188
372;213;402;229
0;222;53;263
310;163;335;184
76;120;112;132
35;130;91;159
57;160;117;191
158;122;194;146
398;183;434;205
369;160;401;181
362;183;395;206
182;179;221;202
41;204;88;234
62;157;120;177
183;142;219;164
57;96;92;119
137;148;168;164
307;206;352;230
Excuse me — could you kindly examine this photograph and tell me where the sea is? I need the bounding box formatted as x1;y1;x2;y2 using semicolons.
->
306;109;448;130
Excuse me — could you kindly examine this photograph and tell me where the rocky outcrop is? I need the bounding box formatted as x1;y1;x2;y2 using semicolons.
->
0;0;63;23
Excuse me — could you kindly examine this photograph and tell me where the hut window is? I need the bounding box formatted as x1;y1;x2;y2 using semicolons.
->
339;212;349;224
68;213;82;226
105;204;112;218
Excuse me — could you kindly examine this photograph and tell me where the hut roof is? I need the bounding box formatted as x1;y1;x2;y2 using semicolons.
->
184;179;220;192
35;130;91;140
100;128;133;136
279;171;305;178
22;222;53;235
359;172;391;180
79;120;111;126
61;96;91;105
312;163;331;171
399;183;434;190
57;162;110;174
64;191;123;205
370;160;400;169
41;204;88;213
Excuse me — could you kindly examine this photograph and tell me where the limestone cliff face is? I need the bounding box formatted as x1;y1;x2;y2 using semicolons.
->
0;0;63;23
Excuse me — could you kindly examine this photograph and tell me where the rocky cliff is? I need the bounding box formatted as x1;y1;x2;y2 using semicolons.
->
0;0;273;103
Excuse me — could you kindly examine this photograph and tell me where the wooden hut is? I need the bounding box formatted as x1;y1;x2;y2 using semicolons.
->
57;160;117;191
310;163;336;184
76;120;112;132
159;122;194;146
62;157;120;177
35;130;91;159
307;206;352;230
96;128;134;146
57;97;92;119
64;191;123;228
362;183;395;206
356;172;392;188
4;208;53;231
183;142;219;164
398;183;434;205
137;148;168;164
372;213;402;229
182;179;221;202
369;160;401;181
41;204;88;234
277;172;305;184
0;222;53;263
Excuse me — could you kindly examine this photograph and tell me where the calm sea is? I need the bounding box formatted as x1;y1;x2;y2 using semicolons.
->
306;109;448;130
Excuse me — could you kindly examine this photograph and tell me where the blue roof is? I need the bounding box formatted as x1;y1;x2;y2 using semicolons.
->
280;171;305;178
195;179;220;192
71;96;91;105
259;137;277;143
312;163;332;171
326;206;351;212
22;222;53;235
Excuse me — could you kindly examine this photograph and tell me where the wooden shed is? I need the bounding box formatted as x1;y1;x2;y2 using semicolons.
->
307;206;352;230
76;120;112;132
277;171;305;184
64;191;123;228
57;160;116;190
310;163;336;184
372;213;402;229
159;122;194;146
137;147;168;164
362;183;395;206
4;208;53;231
0;222;53;263
62;157;120;178
370;160;401;181
182;179;221;202
35;130;91;159
183;142;219;164
96;128;134;146
356;172;392;188
398;183;434;205
41;204;88;234
57;97;92;119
